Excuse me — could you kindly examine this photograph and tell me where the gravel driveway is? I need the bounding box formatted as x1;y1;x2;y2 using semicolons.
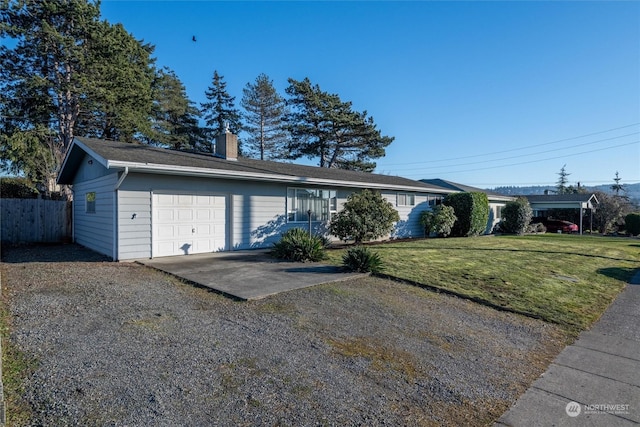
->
1;244;567;426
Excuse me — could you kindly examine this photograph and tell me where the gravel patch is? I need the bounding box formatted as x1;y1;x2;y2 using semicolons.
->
1;244;568;426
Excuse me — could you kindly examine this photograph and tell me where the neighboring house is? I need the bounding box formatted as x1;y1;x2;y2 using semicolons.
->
524;194;599;235
57;133;455;260
420;178;515;233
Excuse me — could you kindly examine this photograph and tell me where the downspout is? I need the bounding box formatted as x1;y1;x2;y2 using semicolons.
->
115;167;129;190
113;167;129;260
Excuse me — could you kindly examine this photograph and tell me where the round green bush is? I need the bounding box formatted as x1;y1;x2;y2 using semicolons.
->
329;189;399;243
501;197;533;235
625;212;640;236
420;205;457;237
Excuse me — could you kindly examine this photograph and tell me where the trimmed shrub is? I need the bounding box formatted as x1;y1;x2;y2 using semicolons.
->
501;197;533;235
443;192;489;237
420;205;457;237
330;189;400;243
0;177;39;199
625;213;640;236
342;246;384;273
272;228;327;262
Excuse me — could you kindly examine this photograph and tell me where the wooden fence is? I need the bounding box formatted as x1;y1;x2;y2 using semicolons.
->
1;198;72;244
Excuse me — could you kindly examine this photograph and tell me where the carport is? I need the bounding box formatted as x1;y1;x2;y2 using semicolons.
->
137;250;365;300
526;194;599;235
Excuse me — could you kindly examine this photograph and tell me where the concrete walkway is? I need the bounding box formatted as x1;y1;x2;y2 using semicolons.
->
496;270;640;427
138;250;365;300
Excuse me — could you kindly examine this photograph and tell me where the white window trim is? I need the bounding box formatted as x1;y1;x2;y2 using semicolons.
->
397;192;415;207
287;187;337;223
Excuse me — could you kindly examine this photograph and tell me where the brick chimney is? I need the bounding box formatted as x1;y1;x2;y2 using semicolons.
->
214;129;238;161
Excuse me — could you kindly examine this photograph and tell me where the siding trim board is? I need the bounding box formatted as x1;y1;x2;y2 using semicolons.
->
113;190;117;261
150;189;154;259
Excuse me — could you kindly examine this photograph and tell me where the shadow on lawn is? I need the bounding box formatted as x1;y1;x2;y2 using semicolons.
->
375;245;639;263
597;267;640;284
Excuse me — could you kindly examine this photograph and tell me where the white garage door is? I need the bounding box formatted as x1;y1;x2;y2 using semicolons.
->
153;193;227;257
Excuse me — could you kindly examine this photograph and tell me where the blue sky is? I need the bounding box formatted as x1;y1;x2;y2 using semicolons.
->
100;1;640;188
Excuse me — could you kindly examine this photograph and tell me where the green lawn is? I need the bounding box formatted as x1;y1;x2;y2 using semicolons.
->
326;234;639;333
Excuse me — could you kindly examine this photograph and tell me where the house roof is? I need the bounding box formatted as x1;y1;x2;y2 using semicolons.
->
420;178;514;201
524;194;599;211
58;137;454;193
524;194;599;204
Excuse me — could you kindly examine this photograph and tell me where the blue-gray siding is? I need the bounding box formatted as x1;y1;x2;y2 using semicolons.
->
111;174;433;260
72;173;117;258
69;153;439;260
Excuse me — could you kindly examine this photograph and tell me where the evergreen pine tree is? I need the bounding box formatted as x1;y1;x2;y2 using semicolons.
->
556;164;571;194
241;74;288;160
285;77;393;172
611;171;625;197
200;70;242;152
147;68;204;150
1;0;157;194
1;0;102;193
79;21;156;143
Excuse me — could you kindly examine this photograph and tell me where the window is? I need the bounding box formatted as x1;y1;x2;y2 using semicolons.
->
397;193;415;207
86;192;96;213
495;206;503;219
428;195;443;207
287;188;337;222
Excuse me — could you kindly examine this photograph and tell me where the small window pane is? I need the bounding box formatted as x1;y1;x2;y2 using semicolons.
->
86;192;96;213
397;193;414;206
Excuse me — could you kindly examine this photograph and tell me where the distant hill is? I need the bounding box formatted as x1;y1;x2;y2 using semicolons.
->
490;183;640;205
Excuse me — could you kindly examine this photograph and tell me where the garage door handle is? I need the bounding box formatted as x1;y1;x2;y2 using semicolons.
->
192;228;195;233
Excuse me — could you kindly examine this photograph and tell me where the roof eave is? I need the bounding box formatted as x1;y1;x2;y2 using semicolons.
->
57;138;111;184
106;160;453;193
488;195;516;202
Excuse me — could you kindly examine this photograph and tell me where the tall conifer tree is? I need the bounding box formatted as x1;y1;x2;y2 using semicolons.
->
556;164;571;194
285;77;393;172
241;73;288;160
1;0;101;192
0;0;157;194
147;68;203;150
200;70;242;152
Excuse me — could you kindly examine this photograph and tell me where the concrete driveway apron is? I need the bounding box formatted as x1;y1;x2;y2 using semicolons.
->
137;250;365;300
